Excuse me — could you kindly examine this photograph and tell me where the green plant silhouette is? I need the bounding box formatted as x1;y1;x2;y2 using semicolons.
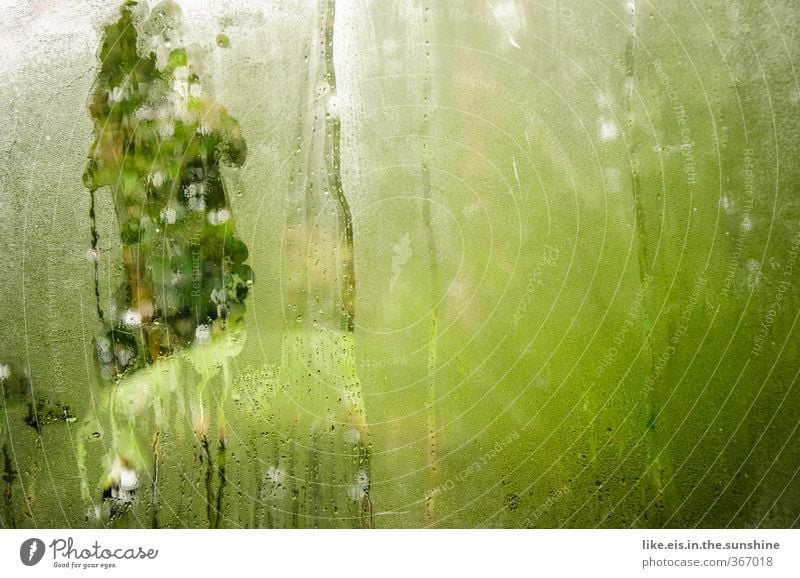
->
84;0;252;377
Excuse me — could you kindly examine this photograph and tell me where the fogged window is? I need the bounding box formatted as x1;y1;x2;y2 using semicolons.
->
0;0;798;528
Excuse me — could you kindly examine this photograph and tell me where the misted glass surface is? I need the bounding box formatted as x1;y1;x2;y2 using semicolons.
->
1;0;798;528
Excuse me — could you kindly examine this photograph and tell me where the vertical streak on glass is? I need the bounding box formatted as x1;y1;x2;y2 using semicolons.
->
289;0;355;332
150;430;159;528
324;0;356;332
625;2;665;521
86;185;104;322
276;0;371;527
421;3;440;525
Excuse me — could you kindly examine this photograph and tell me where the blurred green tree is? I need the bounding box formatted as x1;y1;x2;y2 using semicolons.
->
84;0;252;378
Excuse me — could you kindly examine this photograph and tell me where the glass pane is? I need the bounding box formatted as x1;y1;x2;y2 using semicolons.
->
1;0;798;528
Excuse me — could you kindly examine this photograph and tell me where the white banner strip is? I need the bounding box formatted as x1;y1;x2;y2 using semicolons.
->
1;529;798;577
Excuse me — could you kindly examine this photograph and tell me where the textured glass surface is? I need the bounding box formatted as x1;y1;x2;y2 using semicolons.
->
0;0;798;528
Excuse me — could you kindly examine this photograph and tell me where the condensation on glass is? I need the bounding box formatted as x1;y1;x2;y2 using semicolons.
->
0;0;798;528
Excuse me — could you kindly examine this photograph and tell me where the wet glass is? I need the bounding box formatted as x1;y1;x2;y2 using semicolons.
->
1;0;798;528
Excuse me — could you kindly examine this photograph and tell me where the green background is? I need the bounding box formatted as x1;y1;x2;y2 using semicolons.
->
1;0;798;527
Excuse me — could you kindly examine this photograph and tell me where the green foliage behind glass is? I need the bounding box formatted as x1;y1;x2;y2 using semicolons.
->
84;1;252;376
